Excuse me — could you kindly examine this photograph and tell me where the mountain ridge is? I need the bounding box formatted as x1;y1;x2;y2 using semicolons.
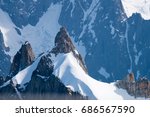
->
0;0;150;82
0;27;138;100
0;0;150;99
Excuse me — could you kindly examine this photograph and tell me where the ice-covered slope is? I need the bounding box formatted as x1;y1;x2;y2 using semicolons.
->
0;3;62;59
121;0;150;20
53;52;135;100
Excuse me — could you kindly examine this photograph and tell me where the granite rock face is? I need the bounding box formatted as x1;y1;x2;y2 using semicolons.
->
52;27;75;54
9;41;35;77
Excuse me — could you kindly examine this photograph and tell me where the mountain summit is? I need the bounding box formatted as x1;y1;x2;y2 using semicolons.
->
52;27;87;73
52;27;75;54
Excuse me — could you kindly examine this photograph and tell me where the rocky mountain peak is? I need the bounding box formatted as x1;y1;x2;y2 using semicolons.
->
9;41;35;77
52;27;75;54
51;27;87;73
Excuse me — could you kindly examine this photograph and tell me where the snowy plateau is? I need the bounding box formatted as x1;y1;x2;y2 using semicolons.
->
0;0;150;100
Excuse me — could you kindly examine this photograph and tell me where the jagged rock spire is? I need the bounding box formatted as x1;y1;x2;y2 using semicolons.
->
51;27;88;73
9;41;35;77
52;27;75;54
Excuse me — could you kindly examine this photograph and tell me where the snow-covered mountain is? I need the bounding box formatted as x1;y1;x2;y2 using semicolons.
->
0;27;137;99
0;0;150;83
12;52;136;100
0;0;150;99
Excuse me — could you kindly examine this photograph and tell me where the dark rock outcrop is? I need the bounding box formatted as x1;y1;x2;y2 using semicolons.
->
25;73;85;100
9;41;35;77
52;27;75;54
116;73;150;98
135;78;149;98
35;54;53;77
